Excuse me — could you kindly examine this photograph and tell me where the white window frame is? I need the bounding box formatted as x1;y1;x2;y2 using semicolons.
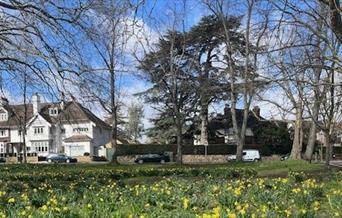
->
49;108;58;116
0;143;5;154
0;129;6;137
32;141;49;153
0;113;7;121
73;127;89;133
34;127;44;135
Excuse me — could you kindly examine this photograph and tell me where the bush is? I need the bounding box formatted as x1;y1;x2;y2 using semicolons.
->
38;156;46;162
83;152;90;156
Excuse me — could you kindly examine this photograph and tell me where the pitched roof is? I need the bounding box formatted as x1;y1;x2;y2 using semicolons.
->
64;134;92;142
0;101;111;129
208;107;265;131
0;104;34;128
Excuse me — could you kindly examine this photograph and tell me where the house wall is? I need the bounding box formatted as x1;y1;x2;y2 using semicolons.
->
26;115;51;142
10;129;23;143
25;115;52;156
64;141;91;156
62;122;94;139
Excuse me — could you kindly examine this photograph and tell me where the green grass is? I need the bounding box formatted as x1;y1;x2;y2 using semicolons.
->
0;160;329;174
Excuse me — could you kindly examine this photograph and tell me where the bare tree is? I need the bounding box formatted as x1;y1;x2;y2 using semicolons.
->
204;0;269;161
264;1;341;160
0;1;89;86
73;0;143;163
319;0;342;43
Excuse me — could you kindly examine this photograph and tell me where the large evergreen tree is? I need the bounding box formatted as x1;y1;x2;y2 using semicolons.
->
185;15;244;145
139;31;197;163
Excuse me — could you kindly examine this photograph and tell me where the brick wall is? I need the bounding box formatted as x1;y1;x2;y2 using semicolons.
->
75;156;92;163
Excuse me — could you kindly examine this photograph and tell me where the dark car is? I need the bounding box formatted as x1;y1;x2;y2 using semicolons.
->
0;157;5;163
46;153;77;163
135;153;170;164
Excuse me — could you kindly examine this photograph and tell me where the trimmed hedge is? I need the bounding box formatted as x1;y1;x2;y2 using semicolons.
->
116;144;288;156
320;146;342;154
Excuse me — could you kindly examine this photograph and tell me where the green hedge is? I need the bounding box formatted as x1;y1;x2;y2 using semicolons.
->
320;146;342;154
116;144;289;156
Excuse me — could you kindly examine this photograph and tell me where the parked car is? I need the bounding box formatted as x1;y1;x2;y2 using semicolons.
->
227;149;261;162
0;157;5;163
46;153;77;163
135;153;170;164
280;153;290;161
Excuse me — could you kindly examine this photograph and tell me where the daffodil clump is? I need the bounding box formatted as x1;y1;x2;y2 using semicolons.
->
0;165;341;217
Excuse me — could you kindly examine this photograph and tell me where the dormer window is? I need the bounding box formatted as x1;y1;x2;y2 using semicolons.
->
73;127;88;133
0;112;7;121
49;108;58;116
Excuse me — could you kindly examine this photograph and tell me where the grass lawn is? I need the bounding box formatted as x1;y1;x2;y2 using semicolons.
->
0;160;341;217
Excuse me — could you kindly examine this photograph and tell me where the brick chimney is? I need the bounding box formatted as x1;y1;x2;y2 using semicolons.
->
32;93;41;114
253;106;260;117
224;104;230;116
60;92;65;110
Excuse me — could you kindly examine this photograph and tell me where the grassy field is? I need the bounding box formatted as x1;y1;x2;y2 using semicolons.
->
0;161;341;217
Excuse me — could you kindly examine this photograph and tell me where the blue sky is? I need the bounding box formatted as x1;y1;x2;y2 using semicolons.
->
1;0;284;142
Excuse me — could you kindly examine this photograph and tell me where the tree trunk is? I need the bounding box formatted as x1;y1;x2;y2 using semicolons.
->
290;104;303;160
324;130;332;166
230;99;242;161
176;114;182;164
111;108;118;164
22;74;27;163
200;102;209;145
305;121;317;161
110;58;118;163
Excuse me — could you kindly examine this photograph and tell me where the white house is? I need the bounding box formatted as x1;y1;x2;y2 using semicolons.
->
0;94;112;157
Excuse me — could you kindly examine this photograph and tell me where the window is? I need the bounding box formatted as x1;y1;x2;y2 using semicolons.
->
34;127;44;134
61;128;65;134
73;127;88;133
0;112;7;121
32;141;49;153
0;129;6;137
49;108;58;116
0;143;4;154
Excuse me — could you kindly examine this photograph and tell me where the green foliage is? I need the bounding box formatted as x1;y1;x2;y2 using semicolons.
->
125;103;144;142
140;15;247;144
252;121;292;155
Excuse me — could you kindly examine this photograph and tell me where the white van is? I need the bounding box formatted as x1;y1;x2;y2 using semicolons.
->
227;149;261;162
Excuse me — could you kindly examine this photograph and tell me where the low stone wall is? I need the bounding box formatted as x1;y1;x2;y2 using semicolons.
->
117;155;141;164
261;155;281;161
75;156;92;163
182;155;228;164
5;157;18;164
27;156;38;163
